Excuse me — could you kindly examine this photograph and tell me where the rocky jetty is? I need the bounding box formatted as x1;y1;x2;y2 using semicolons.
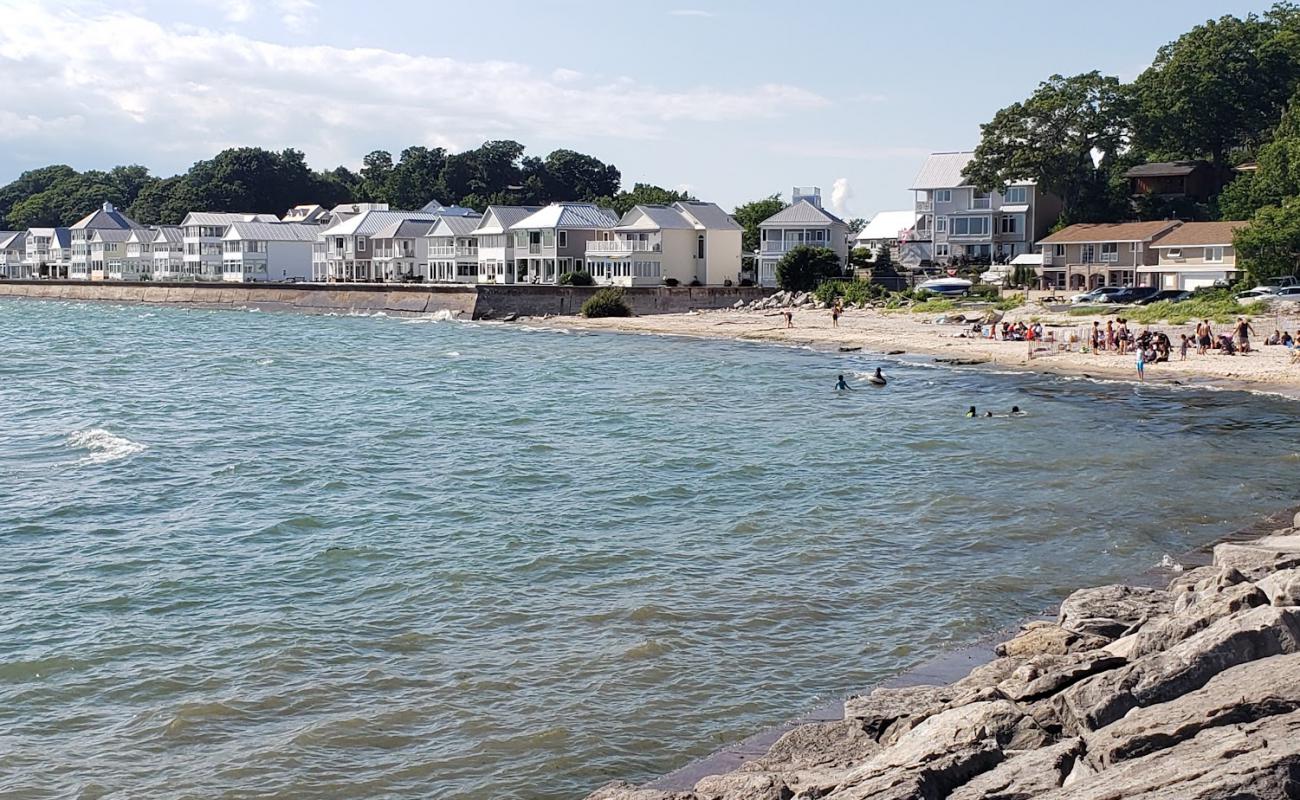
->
586;519;1300;799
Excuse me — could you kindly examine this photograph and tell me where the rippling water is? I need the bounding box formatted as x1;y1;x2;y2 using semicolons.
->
1;298;1297;799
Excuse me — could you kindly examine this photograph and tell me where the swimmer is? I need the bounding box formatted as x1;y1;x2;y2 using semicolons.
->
1010;405;1025;416
985;411;993;418
966;405;977;417
835;374;852;391
867;367;887;386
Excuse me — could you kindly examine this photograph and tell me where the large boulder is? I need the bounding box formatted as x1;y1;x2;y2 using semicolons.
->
692;773;790;800
584;782;698;800
995;651;1127;703
994;621;1109;658
1130;580;1268;658
1057;585;1170;639
842;685;957;742
1035;709;1300;799
1213;533;1300;578
1052;605;1300;733
946;738;1086;800
1256;567;1300;607
732;720;879;797
1083;652;1300;769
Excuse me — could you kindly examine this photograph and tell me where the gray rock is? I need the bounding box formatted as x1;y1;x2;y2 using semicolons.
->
1166;565;1220;594
1052;605;1300;733
994;621;1110;658
1213;534;1300;578
693;773;791;800
743;720;878;774
842;685;956;741
946;738;1085;800
1057;584;1171;640
584;781;697;800
996;651;1127;702
1084;652;1300;769
1036;709;1300;799
1130;580;1268;658
732;299;745;309
1257;567;1300;606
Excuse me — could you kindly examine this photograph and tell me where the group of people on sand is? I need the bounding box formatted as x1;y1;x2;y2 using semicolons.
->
1188;317;1258;356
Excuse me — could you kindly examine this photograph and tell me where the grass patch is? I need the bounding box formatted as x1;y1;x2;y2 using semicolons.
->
994;293;1026;311
1067;306;1115;316
1125;291;1268;325
910;298;958;314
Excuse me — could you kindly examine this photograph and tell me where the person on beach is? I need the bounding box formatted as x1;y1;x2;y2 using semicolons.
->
1286;331;1295;347
783;309;794;328
1197;320;1213;356
1234;317;1256;353
1135;346;1145;381
868;367;887;386
835;374;852;391
1091;321;1102;354
1117;319;1130;356
831;302;841;328
1105;319;1115;352
1180;334;1190;361
1267;330;1282;346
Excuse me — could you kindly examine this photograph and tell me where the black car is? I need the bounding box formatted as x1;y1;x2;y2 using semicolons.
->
1132;289;1192;305
1105;286;1159;304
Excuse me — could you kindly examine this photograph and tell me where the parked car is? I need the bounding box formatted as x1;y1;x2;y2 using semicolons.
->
1107;286;1160;304
1132;289;1192;305
1270;286;1300;302
1070;286;1125;304
1237;286;1277;300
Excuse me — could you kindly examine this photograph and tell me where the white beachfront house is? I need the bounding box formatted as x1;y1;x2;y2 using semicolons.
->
221;221;319;282
70;203;144;279
24;227;71;279
149;227;185;279
123;228;155;279
88;229;133;281
1146;221;1246;291
180;212;279;280
370;219;435;282
909;151;1062;267
428;213;484;283
586;201;743;286
855;210;920;261
507;203;620;284
315;208;442;282
0;231;26;278
473;205;542;284
754;188;850;287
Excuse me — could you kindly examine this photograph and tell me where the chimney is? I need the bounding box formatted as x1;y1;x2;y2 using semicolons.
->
102;202;115;213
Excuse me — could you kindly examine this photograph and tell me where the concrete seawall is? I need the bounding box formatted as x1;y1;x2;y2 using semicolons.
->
0;280;770;318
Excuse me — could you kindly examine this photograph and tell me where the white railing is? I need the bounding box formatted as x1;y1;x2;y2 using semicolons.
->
917;201;934;212
429;246;479;258
586;239;662;254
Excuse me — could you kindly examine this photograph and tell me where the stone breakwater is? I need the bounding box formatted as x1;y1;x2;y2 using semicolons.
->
588;520;1300;800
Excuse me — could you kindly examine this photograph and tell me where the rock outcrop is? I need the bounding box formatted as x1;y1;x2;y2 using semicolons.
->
584;520;1300;800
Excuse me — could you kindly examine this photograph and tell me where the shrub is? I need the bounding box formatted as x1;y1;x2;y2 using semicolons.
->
739;278;755;287
813;279;884;306
775;245;841;291
559;271;594;286
663;277;680;287
995;293;1026;311
581;287;632;318
967;284;999;300
910;297;957;314
689;278;702;287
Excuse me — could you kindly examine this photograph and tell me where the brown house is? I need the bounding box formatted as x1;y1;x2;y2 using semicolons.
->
1124;161;1221;202
1038;221;1182;290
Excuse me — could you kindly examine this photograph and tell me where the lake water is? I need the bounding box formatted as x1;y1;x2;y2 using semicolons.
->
1;298;1297;800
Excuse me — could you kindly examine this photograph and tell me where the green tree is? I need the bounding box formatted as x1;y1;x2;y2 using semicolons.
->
388;146;447;209
847;217;867;234
965;72;1131;222
1235;199;1300;281
1216;92;1300;219
541;149;621;202
359;150;395;202
775;245;840;291
732;195;784;253
601;183;695;216
848;246;873;269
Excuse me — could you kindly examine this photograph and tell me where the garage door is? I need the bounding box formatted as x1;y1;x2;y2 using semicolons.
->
1183;278;1216;291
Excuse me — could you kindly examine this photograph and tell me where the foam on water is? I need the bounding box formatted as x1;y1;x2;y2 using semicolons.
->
64;428;147;465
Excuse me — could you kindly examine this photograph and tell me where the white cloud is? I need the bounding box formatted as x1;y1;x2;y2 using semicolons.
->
670;9;717;17
274;0;318;32
0;2;829;173
830;177;853;218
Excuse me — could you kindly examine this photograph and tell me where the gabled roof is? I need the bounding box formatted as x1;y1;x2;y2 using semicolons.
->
420;199;444;213
759;199;845;228
1124;161;1209;179
616;205;695;231
429;214;484;237
124;228;155;244
857;210;919;241
911;151;975;190
371;219;437;240
474;205;543;235
673;200;743;231
510;203;619;230
71;203;144;231
321;210;435;237
282;204;327;222
89;228;133;243
1039;220;1182;245
151;227;183;245
225;221;321;242
1149;221;1246;248
0;231;25;249
180;212;279;226
435;205;479;217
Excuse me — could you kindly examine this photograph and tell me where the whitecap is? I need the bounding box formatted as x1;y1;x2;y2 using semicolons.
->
66;428;147;465
256;358;274;366
1158;553;1185;572
444;351;460;358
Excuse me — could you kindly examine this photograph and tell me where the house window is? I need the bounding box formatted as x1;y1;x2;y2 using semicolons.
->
1101;243;1118;263
1000;215;1021;234
1129;242;1139;252
557;231;568;248
1205;246;1225;263
697;235;705;259
936;216;948;233
1054;244;1065;257
814;229;825;242
935;243;950;257
934;190;952;203
972;190;992;209
950;216;990;236
1081;244;1096;263
1167;248;1182;259
357;237;366;251
1004;186;1028;204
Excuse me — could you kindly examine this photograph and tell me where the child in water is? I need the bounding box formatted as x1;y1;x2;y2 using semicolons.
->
835;374;852;391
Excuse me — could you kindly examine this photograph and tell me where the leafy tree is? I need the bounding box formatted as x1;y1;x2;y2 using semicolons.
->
847;217;867;234
1235;199;1300;281
388;146;446;209
542;149;621;202
775;245;841;291
593;183;695;216
1216;92;1300;219
1132;11;1300;165
848;246;873;269
0;164;77;226
875;244;892;269
732;195;784;253
359;150;395;202
965;72;1131;222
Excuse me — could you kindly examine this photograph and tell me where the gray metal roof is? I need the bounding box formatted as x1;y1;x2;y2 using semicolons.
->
181;212;279;226
90;228;133;243
910;151;975;190
617;205;694;230
324;210;437;237
70;204;145;231
0;231;25;249
225;221;321;242
510;203;620;230
372;219;438;240
673;201;743;231
420;199;444;213
429;214;484;237
759;199;845;228
152;226;183;244
475;205;543;235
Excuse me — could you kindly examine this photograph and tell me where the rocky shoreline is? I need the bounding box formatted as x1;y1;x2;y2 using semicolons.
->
586;513;1300;800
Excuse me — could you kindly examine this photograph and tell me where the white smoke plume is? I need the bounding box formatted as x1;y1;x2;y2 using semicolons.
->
830;178;854;218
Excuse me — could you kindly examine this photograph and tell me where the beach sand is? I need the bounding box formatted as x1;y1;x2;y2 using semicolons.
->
539;303;1300;398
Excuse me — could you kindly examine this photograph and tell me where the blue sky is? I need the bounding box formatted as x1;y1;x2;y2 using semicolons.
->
0;0;1272;218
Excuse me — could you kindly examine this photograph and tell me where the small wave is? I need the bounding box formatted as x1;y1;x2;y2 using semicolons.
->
255;358;274;366
622;638;672;659
1158;553;1185;572
66;428;147;465
444;351;461;357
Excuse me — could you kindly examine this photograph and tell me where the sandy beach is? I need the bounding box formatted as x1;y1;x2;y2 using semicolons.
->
542;302;1300;398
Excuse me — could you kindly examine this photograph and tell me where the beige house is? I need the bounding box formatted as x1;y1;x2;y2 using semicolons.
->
1038;221;1181;290
1146;221;1246;291
586;201;743;286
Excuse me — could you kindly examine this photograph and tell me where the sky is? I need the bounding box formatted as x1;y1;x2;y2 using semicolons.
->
0;0;1275;219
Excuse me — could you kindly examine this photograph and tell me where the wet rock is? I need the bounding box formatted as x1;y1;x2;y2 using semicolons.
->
1130;580;1268;658
1213;534;1300;578
693;773;791;800
1084;652;1300;769
585;781;698;800
1036;709;1300;799
1057;585;1170;640
994;621;1109;657
946;737;1085;800
996;651;1127;702
1052;605;1300;733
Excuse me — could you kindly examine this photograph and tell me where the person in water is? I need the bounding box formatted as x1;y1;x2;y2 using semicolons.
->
966;406;977;417
1010;406;1025;416
868;367;887;386
835;374;853;391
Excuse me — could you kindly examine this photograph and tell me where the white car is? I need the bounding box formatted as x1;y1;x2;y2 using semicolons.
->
1237;286;1278;300
1271;286;1300;302
1070;286;1125;304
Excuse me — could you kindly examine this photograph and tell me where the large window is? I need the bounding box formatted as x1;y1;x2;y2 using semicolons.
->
934;189;952;203
1054;244;1066;257
1101;242;1118;263
1000;215;1021;234
1205;246;1225;263
1003;186;1028;204
557;231;568;248
935;243;950;257
972;190;992;209
936;216;948;233
1081;244;1095;263
950;216;990;236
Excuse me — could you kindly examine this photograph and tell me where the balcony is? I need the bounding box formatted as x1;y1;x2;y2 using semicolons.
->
916;201;933;212
587;239;662;254
429;245;479;258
